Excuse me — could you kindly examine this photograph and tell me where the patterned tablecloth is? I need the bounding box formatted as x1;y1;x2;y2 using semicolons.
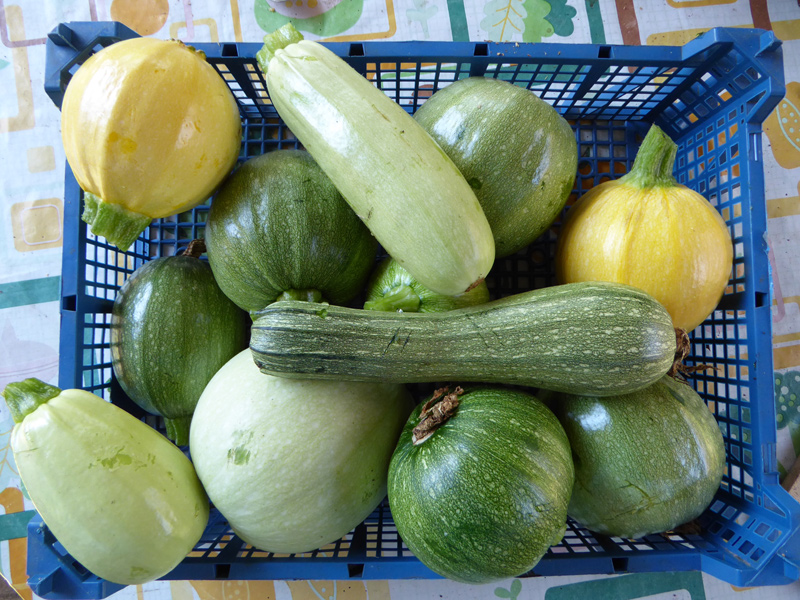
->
1;1;799;599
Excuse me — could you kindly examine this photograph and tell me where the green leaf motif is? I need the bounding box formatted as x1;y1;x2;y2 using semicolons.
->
494;579;522;599
522;0;554;43
481;0;527;42
0;59;9;70
544;0;577;37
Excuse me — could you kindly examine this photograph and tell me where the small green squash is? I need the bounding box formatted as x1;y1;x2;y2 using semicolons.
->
363;257;489;313
552;375;727;539
388;386;574;584
204;149;378;313
414;76;577;257
110;240;248;445
3;379;209;585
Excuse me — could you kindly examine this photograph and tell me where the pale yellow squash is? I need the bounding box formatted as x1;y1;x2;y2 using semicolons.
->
61;37;241;250
555;125;733;333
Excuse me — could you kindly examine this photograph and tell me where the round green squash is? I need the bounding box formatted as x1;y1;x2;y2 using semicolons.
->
204;149;378;313
189;350;414;554
4;379;209;585
414;76;577;258
363;257;489;313
110;241;248;445
388;386;574;584
552;375;727;539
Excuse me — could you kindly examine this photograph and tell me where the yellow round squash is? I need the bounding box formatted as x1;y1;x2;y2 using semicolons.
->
61;37;242;250
555;125;733;333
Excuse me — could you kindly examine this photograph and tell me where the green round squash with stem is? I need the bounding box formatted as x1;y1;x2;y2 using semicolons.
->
388;386;574;584
110;240;248;445
363;257;489;313
414;76;577;258
552;374;727;539
204;149;378;313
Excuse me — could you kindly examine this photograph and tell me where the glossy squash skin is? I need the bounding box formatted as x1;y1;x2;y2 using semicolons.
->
388;386;574;583
205;149;378;313
414;76;577;257
61;37;241;250
110;245;248;445
552;375;727;539
4;379;209;585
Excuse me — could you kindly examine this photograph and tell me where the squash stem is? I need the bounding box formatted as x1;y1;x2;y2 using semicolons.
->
412;386;463;445
257;23;305;75
165;416;192;446
277;289;325;303
182;239;207;258
82;192;152;251
2;378;61;424
620;125;678;189
364;285;422;313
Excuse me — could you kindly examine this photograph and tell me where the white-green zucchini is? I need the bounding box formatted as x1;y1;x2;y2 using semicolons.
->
256;24;495;296
4;379;208;585
251;281;677;397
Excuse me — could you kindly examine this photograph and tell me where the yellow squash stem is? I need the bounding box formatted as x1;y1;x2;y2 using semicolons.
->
82;193;152;250
619;125;679;189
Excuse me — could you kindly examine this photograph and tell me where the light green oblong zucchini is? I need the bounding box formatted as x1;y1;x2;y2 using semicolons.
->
251;281;677;397
256;24;495;296
4;379;209;585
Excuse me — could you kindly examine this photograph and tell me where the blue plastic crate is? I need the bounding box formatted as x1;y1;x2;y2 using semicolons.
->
24;21;799;598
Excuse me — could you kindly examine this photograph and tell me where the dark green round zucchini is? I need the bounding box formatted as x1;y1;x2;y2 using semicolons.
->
388;386;574;583
204;149;378;313
251;281;677;397
552;375;727;539
414;76;577;258
110;240;248;444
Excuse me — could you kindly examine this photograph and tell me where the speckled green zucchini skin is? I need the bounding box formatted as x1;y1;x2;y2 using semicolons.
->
111;253;248;444
387;386;574;583
205;149;378;313
414;76;577;258
251;281;676;396
552;375;727;539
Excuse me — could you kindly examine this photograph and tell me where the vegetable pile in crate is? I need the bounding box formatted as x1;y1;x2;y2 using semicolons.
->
12;20;797;599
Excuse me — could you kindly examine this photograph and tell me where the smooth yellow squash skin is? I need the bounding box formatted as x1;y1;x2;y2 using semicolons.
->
6;381;209;585
61;37;241;248
556;125;733;333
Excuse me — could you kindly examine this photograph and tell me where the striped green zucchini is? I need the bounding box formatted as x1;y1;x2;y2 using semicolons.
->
251;281;677;396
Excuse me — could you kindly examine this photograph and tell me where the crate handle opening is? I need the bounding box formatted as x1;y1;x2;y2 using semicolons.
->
348;563;364;577
214;563;231;579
